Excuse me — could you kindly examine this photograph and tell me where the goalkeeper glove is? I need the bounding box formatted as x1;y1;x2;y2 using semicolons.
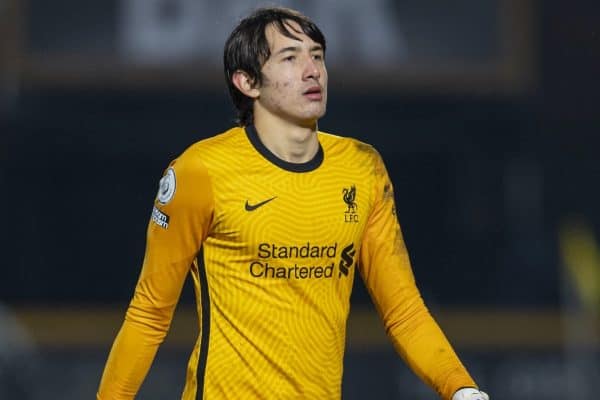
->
452;388;489;400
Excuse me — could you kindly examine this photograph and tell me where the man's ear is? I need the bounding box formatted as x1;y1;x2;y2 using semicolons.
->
231;70;260;99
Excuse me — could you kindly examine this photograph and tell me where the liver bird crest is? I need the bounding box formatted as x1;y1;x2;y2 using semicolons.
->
343;185;357;213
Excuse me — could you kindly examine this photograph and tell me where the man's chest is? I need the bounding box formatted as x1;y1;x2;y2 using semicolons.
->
209;168;373;251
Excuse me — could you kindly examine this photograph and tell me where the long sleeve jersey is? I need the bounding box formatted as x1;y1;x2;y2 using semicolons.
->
97;125;476;399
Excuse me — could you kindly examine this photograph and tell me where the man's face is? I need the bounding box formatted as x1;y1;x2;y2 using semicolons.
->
255;21;328;127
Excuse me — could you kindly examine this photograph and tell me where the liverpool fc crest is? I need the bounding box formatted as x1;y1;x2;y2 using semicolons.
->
343;185;358;223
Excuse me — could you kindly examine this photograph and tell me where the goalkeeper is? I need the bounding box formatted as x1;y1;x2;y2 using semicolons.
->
98;6;489;400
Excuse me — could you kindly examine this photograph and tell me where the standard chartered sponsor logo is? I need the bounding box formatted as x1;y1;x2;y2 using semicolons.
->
258;242;338;259
250;261;334;279
250;242;340;280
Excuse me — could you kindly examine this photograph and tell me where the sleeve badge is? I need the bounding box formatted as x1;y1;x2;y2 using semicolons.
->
156;167;176;205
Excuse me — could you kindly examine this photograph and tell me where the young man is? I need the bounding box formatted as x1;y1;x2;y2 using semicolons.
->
98;7;489;400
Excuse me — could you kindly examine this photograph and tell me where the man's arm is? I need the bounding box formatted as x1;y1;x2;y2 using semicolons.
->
97;151;214;399
358;150;480;400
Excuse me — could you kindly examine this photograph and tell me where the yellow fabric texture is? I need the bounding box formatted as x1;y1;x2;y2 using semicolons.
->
97;127;476;400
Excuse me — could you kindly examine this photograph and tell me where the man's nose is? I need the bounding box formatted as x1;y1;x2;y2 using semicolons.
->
303;56;321;80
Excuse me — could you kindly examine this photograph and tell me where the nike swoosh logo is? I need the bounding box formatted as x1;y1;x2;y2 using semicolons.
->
245;197;277;211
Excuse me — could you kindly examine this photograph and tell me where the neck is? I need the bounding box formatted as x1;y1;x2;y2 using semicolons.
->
253;113;319;164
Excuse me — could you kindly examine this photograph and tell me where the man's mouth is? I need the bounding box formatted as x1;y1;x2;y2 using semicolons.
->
303;86;323;101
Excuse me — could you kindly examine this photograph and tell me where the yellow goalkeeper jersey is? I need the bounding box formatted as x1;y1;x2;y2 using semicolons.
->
97;126;476;400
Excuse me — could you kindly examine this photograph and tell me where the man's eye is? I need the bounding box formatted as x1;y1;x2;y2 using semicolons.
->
313;54;323;61
284;56;296;61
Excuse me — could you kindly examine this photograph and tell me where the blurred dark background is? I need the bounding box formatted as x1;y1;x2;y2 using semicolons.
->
0;0;599;399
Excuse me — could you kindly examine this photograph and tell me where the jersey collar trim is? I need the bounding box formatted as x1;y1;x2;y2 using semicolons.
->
245;125;324;173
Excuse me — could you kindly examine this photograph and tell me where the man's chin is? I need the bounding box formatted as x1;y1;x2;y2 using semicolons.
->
302;107;327;124
279;106;327;128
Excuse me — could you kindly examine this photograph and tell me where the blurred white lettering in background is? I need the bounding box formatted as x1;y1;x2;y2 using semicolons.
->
118;0;407;66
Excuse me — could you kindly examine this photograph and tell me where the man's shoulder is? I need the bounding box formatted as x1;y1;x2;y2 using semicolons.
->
175;126;242;161
186;126;245;154
168;126;245;172
318;130;381;160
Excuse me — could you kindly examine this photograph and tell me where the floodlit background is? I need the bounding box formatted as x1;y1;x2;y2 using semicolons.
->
1;0;599;398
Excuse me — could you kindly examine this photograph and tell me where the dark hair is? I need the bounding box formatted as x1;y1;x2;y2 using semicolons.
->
223;7;326;126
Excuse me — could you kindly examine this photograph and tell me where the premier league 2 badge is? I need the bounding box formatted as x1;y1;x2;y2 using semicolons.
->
157;167;176;205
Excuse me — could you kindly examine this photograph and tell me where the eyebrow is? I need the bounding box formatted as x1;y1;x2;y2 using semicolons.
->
274;45;324;56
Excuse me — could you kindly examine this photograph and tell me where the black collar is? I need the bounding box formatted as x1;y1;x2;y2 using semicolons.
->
245;125;324;173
